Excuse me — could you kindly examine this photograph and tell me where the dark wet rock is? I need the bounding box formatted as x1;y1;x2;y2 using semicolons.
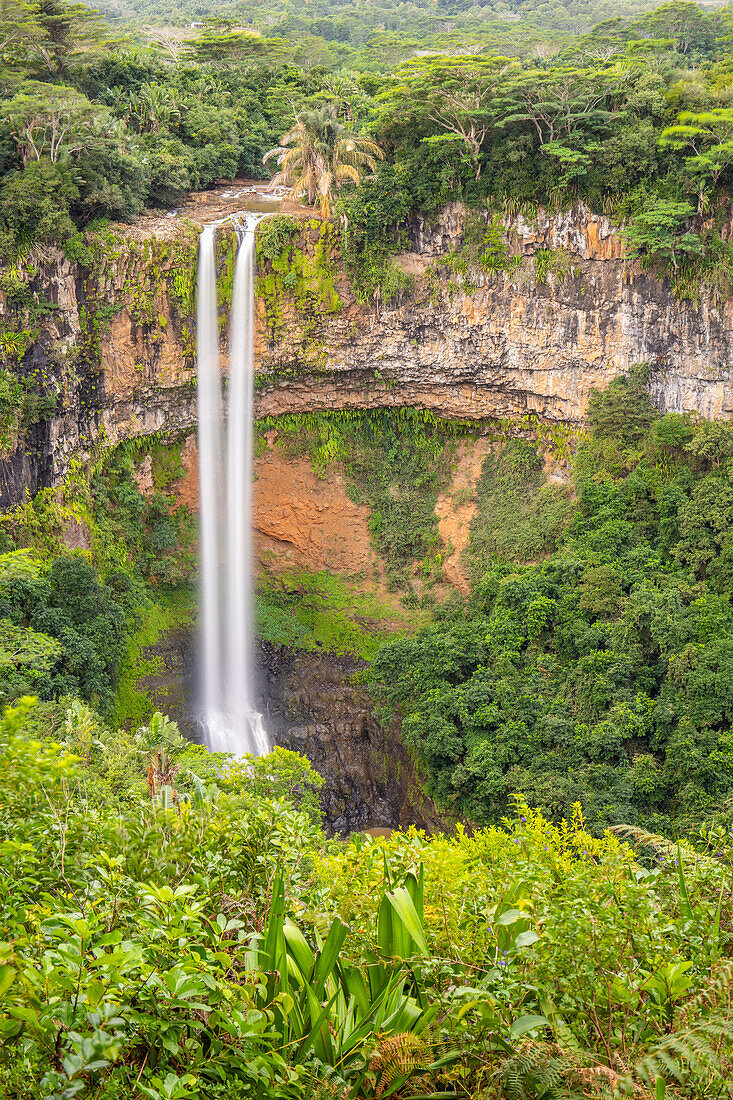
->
257;641;442;835
137;626;443;835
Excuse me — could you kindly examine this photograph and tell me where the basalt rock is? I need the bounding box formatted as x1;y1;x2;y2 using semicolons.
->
3;193;733;506
254;202;733;424
135;624;442;834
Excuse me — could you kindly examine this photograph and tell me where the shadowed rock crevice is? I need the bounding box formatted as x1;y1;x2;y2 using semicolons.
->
132;625;440;834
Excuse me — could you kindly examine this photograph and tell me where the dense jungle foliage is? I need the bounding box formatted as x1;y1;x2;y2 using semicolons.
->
6;0;733;399
5;0;733;262
5;695;733;1100
368;373;733;834
0;439;196;718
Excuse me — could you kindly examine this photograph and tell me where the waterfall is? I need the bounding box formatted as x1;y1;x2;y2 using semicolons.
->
196;225;224;738
196;217;269;756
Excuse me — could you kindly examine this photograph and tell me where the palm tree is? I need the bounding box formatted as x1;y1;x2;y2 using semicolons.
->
263;104;384;218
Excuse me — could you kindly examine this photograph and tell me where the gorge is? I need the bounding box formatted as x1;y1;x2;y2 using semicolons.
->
5;192;733;831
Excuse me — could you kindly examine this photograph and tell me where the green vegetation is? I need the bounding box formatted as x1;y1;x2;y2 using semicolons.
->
256;568;422;658
468;439;572;572
10;1;733;1094
255;217;341;345
112;587;194;730
4;697;733;1098
0;552;127;716
369;370;733;834
0;437;195;720
337;165;414;307
10;0;733;306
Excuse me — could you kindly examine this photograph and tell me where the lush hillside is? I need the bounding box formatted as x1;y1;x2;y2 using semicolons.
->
94;0;665;40
2;701;733;1098
369;375;733;833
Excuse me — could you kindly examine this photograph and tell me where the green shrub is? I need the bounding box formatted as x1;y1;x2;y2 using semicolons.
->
256;214;300;261
469;439;572;572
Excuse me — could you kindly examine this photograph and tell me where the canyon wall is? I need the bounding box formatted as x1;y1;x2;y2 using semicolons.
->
3;196;733;508
254;203;733;426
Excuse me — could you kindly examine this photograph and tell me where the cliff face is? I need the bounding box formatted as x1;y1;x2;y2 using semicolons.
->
255;203;733;425
3;195;733;508
0;223;198;507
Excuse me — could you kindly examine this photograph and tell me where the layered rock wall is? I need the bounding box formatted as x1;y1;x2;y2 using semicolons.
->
255;203;733;425
3;197;733;506
0;226;198;506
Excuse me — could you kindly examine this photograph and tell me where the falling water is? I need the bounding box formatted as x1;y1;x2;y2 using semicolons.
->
196;217;269;756
196;225;224;738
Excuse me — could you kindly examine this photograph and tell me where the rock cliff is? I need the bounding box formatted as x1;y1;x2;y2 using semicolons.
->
3;192;733;509
255;202;733;426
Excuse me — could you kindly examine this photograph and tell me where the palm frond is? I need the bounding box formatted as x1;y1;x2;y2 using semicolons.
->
262;102;385;215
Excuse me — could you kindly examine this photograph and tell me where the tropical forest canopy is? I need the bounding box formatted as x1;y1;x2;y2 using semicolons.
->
7;0;733;287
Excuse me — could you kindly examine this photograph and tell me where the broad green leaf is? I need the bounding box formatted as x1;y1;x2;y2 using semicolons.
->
313;917;347;998
386;887;428;956
510;1013;550;1037
284;919;315;981
514;929;539;948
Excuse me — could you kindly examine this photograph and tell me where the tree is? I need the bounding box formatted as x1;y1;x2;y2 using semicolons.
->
263;104;384;217
385;56;513;179
685;420;733;468
118;82;181;134
586;367;659;446
188;29;291;69
0;618;61;704
0;158;80;256
317;70;368;125
0;0;43;73
660;109;733;212
622;198;701;269
5;82;96;164
146;27;187;65
31;0;106;77
637;0;716;55
497;62;635;147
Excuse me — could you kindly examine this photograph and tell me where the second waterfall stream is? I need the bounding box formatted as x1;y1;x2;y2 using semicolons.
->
196;217;269;756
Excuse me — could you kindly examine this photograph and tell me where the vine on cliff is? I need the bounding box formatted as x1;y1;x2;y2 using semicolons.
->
255;216;341;356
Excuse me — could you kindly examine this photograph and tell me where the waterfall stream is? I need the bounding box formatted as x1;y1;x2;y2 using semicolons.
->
196;217;269;756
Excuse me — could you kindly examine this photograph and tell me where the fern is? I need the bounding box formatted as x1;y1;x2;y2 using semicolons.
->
493;1042;640;1100
493;1041;569;1099
609;824;678;861
368;1032;433;1098
300;1063;350;1100
617;985;733;1100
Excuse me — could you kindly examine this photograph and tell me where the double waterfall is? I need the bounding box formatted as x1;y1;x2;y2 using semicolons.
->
196;218;269;757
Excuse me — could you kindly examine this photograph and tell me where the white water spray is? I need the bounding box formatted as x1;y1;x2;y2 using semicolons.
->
196;217;269;756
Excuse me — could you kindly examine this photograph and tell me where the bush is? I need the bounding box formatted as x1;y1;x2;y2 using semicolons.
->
586;365;659;447
0;159;80;259
256;213;300;261
337;164;413;305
